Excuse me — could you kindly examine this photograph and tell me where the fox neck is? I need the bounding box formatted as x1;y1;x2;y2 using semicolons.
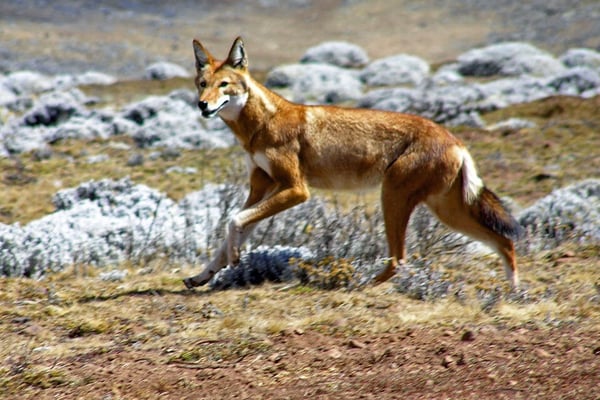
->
220;77;285;147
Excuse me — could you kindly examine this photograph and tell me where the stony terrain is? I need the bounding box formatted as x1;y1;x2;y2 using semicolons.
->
1;1;600;399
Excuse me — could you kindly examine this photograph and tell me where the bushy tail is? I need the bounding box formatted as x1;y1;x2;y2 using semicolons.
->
471;187;524;240
460;148;523;240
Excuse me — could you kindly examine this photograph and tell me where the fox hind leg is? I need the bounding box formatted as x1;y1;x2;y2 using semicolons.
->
425;180;519;289
374;153;434;284
375;185;419;283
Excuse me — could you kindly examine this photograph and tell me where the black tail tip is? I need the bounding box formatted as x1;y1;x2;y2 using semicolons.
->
479;187;524;241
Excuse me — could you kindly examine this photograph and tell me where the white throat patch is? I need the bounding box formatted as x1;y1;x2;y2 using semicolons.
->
218;92;249;121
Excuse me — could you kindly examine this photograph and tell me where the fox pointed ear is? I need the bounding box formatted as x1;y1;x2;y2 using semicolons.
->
226;37;248;69
193;39;214;71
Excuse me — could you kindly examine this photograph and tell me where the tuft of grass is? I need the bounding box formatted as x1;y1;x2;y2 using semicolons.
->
296;256;356;290
19;366;72;389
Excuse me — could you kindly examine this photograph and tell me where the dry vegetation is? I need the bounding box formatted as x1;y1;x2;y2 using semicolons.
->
1;82;599;398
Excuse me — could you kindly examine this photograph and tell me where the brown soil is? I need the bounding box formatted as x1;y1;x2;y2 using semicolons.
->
6;323;600;399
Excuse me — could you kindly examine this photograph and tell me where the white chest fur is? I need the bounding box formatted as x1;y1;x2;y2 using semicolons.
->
246;151;273;177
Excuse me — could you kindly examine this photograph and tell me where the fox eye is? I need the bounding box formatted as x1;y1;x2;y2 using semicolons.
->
199;81;207;88
219;81;229;88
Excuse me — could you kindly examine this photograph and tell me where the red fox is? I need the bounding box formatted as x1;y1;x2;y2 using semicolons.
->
183;37;523;290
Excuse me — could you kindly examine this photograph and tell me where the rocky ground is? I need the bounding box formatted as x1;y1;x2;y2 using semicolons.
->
1;1;600;399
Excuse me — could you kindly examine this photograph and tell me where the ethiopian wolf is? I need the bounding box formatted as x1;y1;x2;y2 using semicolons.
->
183;37;523;290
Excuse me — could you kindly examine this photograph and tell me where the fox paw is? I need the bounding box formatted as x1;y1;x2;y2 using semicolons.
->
227;245;240;266
227;221;243;266
183;276;209;289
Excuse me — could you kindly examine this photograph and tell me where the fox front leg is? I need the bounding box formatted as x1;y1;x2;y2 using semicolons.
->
227;217;244;266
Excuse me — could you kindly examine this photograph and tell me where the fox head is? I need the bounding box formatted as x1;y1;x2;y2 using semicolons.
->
192;37;249;120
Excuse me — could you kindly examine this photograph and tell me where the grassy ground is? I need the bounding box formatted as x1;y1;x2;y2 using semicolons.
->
1;242;599;398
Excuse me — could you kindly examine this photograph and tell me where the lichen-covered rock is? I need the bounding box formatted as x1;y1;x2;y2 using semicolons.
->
0;178;218;278
457;42;565;77
486;118;537;131
546;67;600;95
121;94;232;148
518;179;600;250
476;75;553;110
2;70;55;95
210;246;315;290
300;41;369;68
360;54;430;86
145;62;191;80
53;71;117;89
21;89;87;127
559;48;600;69
0;89;123;154
358;84;485;127
356;87;416;109
265;63;363;103
0;82;18;106
431;65;464;86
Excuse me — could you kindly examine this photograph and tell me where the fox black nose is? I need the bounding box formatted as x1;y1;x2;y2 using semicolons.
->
197;101;208;111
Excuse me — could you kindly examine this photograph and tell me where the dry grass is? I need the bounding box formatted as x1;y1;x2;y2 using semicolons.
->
2;241;599;340
1;239;599;396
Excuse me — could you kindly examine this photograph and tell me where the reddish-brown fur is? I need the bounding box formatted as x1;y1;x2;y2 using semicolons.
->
183;37;522;290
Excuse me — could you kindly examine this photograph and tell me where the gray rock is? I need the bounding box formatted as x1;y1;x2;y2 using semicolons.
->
127;153;144;167
264;64;305;87
486;118;537;131
99;269;128;281
265;63;363;104
457;42;565;77
519;179;600;250
21;89;86;127
546;67;600;95
2;70;55;95
360;54;430;86
165;166;197;175
86;154;110;164
476;75;553;110
0;82;18;106
431;65;464;86
53;71;117;89
357;87;416;109
43;113;117;143
168;89;198;107
145;62;191;80
1;177;233;278
559;48;600;69
0;90;125;155
300;41;369;68
121;95;232;149
1;126;49;154
358;84;485;127
210;246;315;290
